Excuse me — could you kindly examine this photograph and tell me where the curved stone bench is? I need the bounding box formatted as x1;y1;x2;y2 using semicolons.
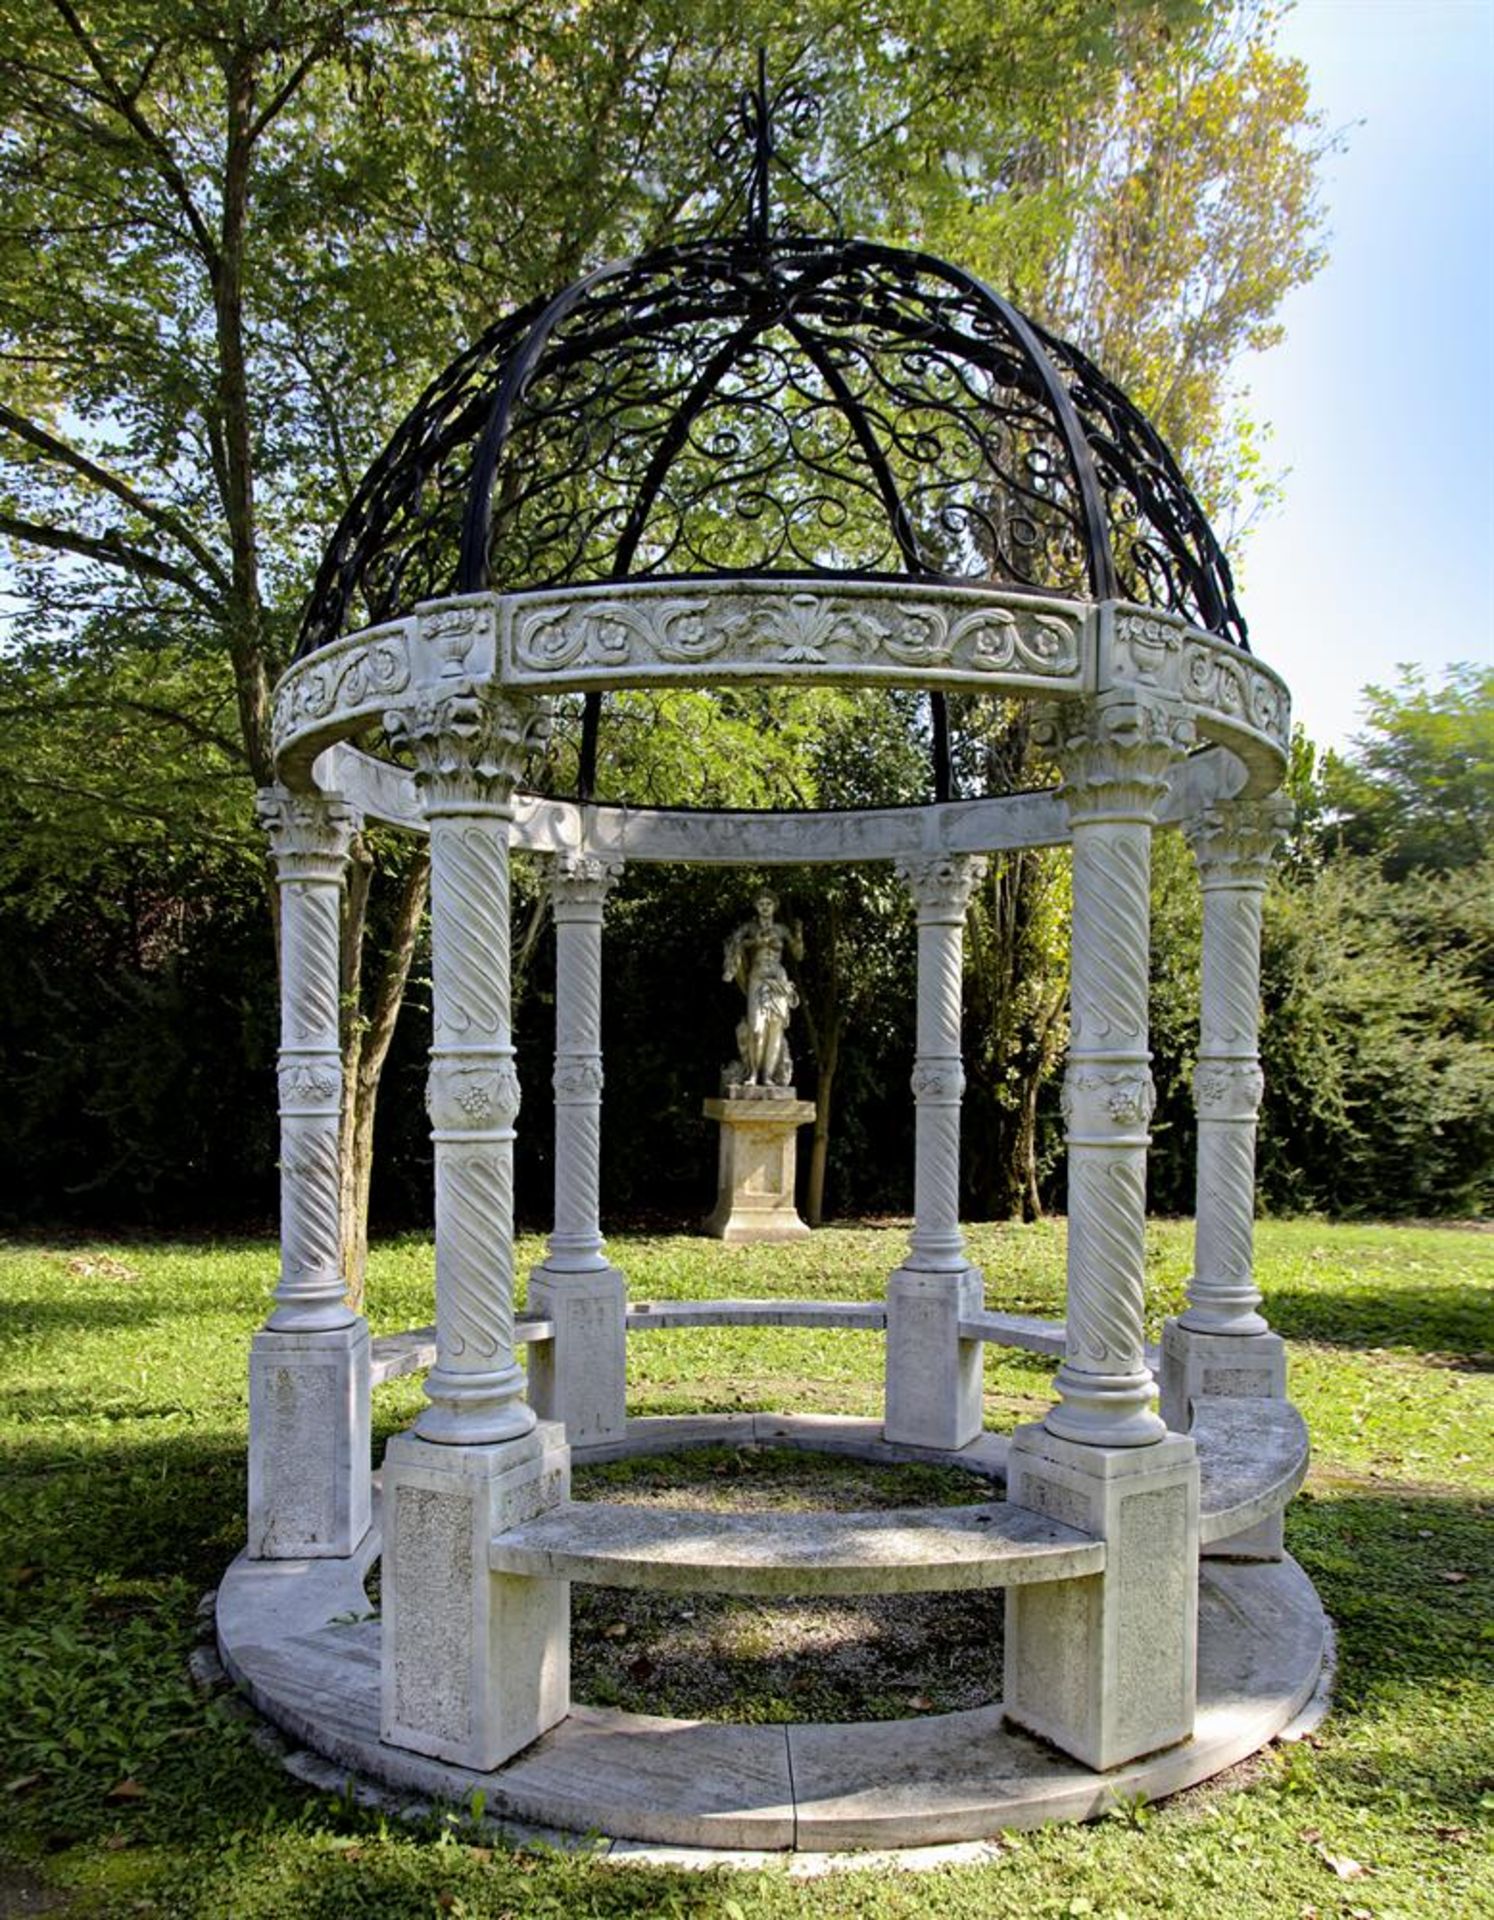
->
489;1497;1103;1596
1194;1396;1310;1547
370;1316;551;1388
626;1299;885;1331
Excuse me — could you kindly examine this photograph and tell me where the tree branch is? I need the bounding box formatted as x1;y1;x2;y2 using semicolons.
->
0;511;222;611
45;0;221;269
0;402;230;590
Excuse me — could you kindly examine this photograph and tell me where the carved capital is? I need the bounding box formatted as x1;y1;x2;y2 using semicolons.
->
1062;1065;1156;1138
385;683;549;811
426;1053;522;1133
896;853;988;919
1034;694;1194;823
1193;1060;1265;1120
549;851;625;913
256;788;360;876
1185;793;1293;888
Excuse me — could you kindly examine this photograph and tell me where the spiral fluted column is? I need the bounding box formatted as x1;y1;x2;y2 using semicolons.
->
884;854;986;1451
898;855;988;1273
1037;694;1192;1447
250;787;369;1559
527;851;629;1447
257;789;360;1333
545;853;624;1272
386;683;549;1445
1181;795;1291;1334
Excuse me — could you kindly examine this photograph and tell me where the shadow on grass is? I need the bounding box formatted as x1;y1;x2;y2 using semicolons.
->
0;1291;164;1342
0;1425;246;1591
1268;1285;1494;1363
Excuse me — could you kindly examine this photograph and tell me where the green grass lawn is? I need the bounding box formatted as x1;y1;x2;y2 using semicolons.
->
0;1219;1490;1918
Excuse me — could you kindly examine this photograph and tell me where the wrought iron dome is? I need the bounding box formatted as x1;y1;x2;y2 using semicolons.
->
296;82;1246;667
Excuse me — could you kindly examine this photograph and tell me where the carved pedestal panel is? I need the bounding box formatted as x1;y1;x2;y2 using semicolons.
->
702;1095;816;1243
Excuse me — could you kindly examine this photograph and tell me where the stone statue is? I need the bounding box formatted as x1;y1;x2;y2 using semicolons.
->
722;891;804;1092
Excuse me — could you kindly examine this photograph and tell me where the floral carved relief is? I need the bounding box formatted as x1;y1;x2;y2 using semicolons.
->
502;588;1084;686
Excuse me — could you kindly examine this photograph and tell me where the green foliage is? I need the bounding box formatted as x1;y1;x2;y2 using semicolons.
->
1318;664;1494;878
0;1223;1490;1915
1258;853;1494;1219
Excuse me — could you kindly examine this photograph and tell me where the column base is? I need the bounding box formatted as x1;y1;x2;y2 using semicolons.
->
883;1265;984;1451
1004;1421;1199;1771
381;1423;571;1772
1161;1320;1287;1560
249;1321;371;1560
527;1265;628;1447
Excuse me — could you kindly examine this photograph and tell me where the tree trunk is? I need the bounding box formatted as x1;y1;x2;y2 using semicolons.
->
806;1021;841;1227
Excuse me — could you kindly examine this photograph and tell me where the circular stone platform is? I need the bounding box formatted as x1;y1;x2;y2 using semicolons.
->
217;1416;1329;1853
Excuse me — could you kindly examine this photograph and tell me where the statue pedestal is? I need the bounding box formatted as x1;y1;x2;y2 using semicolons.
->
702;1092;816;1243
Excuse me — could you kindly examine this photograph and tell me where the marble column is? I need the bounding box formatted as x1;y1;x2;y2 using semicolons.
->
528;851;629;1449
392;685;543;1447
1044;696;1190;1449
883;853;987;1451
378;684;570;1771
1003;695;1201;1772
248;788;370;1558
1180;794;1292;1340
1160;792;1292;1556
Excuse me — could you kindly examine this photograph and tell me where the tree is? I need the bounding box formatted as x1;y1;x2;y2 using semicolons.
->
1319;664;1494;878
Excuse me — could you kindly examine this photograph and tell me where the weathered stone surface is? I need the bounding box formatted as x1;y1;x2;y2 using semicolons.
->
489;1495;1102;1596
218;1499;1327;1850
526;1266;627;1447
1193;1393;1308;1548
369;1316;552;1388
1163;1322;1292;1560
884;1266;984;1451
626;1299;885;1331
701;1097;816;1243
248;1322;370;1559
1004;1423;1199;1771
956;1310;1066;1357
319;734;1255;853
381;1424;570;1770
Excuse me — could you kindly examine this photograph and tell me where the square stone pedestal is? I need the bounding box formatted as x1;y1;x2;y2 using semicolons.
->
381;1423;571;1771
1004;1422;1199;1771
526;1265;628;1447
702;1094;817;1243
1161;1319;1288;1560
883;1265;984;1450
248;1320;370;1559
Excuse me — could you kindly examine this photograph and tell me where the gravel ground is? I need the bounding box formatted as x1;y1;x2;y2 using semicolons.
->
569;1447;1005;1722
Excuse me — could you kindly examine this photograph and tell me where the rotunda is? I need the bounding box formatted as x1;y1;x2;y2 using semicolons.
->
219;74;1323;1849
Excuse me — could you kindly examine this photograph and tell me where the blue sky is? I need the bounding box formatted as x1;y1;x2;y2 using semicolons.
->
1238;0;1494;749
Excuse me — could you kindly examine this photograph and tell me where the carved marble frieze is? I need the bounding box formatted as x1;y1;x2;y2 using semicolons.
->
270;584;1291;797
1101;607;1290;767
273;622;412;759
496;581;1093;695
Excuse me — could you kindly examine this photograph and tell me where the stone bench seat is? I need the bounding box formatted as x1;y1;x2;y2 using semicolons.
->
1194;1396;1310;1547
625;1298;886;1331
489;1497;1104;1596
